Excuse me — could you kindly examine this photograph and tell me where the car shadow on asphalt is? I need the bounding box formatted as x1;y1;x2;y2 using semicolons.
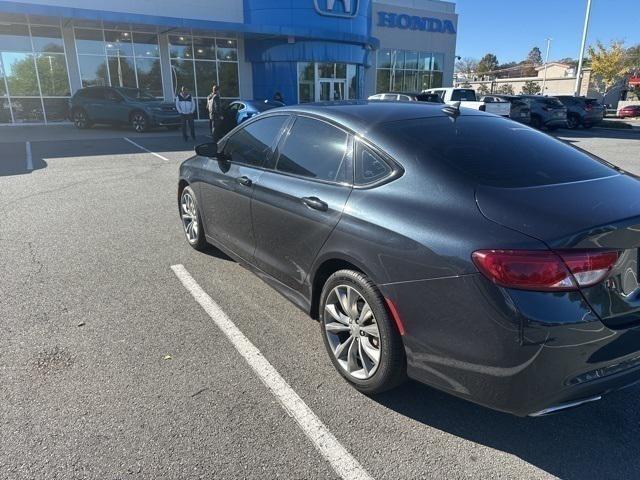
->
201;244;234;262
373;379;640;479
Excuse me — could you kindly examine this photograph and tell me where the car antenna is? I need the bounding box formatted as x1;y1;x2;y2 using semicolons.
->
442;101;461;119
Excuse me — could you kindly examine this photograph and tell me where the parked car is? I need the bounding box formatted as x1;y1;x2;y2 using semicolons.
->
178;101;640;417
368;92;444;103
618;104;640;118
69;86;180;132
518;95;567;130
482;95;531;124
555;96;605;129
423;87;511;116
216;99;283;139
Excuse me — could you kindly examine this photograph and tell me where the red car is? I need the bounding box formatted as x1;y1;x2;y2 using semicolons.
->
618;105;640;118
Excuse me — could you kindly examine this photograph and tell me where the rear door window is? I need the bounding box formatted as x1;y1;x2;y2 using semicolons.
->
275;116;350;183
451;89;477;101
224;115;289;167
377;116;616;188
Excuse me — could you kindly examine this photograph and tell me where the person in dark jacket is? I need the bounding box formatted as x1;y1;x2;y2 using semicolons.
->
208;85;223;141
175;86;196;142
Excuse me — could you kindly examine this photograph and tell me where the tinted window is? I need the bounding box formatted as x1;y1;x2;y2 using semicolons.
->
276;116;349;183
379;116;616;188
85;88;106;99
355;144;392;185
451;89;477;101
224;115;288;167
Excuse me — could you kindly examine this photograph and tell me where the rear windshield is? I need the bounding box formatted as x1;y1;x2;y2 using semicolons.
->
451;89;477;101
379;116;616;188
542;97;564;108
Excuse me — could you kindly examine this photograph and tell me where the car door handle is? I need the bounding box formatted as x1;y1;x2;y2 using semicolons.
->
301;196;328;212
236;176;252;187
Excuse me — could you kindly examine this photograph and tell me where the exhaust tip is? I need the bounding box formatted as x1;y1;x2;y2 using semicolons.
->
529;395;602;417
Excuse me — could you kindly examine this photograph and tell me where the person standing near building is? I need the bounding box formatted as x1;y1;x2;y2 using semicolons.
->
175;86;196;142
209;85;223;141
206;84;219;137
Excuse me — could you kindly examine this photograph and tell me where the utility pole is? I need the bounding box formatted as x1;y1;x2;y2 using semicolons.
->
541;37;552;95
574;0;593;96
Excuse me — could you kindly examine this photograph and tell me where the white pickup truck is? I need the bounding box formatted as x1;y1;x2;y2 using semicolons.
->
423;88;511;117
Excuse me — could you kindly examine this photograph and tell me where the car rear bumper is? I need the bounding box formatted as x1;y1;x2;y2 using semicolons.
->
582;112;604;124
382;273;640;416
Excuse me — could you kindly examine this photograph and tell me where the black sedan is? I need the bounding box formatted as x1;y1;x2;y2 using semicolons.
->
177;101;640;416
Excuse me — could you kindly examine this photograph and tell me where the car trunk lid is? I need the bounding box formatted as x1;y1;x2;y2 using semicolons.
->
476;174;640;329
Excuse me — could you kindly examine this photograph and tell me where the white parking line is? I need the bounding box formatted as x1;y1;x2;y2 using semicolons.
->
25;141;33;171
123;137;169;162
171;264;374;480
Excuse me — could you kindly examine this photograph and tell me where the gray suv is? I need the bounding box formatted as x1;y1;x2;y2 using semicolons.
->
518;95;567;130
69;87;181;132
555;96;604;129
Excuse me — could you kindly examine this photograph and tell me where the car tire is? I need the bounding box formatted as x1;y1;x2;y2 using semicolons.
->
319;269;406;394
530;115;542;129
131;111;149;133
567;114;580;130
72;108;91;129
179;186;207;251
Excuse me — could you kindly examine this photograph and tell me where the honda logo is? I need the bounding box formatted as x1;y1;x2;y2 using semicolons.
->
314;0;359;18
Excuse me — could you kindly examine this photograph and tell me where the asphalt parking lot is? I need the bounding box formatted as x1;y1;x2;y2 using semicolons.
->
1;124;639;480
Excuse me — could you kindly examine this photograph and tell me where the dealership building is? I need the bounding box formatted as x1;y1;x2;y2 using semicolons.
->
0;0;458;124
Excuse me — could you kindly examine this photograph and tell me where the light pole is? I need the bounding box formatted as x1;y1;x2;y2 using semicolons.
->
574;0;593;96
541;37;552;95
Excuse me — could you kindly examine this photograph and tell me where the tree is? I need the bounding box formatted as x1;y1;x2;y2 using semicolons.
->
527;47;543;65
588;41;630;93
521;80;541;95
557;57;578;69
497;83;514;95
455;57;478;75
477;53;499;76
477;83;490;95
625;44;640;71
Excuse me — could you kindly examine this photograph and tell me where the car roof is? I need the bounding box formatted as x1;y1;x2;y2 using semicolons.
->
268;101;488;134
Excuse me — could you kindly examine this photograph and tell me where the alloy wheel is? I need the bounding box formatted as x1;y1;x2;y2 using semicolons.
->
180;190;199;243
74;110;87;128
132;113;147;132
324;285;381;380
567;115;579;129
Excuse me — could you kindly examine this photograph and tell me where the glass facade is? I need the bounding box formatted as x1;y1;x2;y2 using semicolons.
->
169;34;239;119
75;28;162;96
297;62;357;103
0;20;71;123
376;49;444;93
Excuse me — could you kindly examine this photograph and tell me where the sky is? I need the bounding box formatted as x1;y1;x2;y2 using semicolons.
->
453;0;640;64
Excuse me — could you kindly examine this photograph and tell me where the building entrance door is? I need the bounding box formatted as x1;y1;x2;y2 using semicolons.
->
318;80;346;101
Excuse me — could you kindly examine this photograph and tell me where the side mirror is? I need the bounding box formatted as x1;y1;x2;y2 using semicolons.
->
195;142;219;158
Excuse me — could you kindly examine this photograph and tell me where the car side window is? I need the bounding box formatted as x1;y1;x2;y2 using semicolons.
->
223;115;289;168
399;95;412;101
355;143;392;185
275;116;350;183
104;89;121;102
86;88;106;100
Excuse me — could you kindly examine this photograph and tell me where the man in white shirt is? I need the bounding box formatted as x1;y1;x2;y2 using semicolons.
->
175;86;196;142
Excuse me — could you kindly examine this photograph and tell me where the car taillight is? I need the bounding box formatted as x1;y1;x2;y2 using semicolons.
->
472;250;620;291
585;103;593;111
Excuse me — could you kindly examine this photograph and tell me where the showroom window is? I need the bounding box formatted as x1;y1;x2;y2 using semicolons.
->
169;34;239;119
74;28;162;97
376;49;444;93
0;19;71;123
297;62;357;103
